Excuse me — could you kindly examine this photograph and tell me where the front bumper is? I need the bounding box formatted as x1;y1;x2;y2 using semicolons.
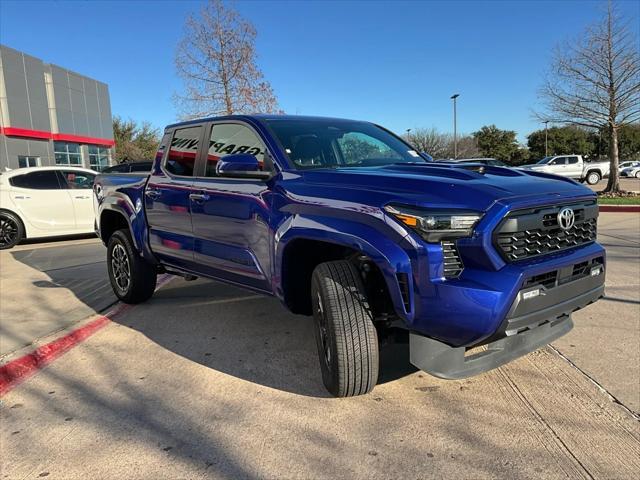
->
409;253;605;379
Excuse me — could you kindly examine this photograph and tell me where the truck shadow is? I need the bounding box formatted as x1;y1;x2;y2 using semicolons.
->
13;246;417;397
110;277;418;398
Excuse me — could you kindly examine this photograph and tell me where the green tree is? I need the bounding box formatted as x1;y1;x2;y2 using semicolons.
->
472;125;519;161
595;124;640;160
112;117;161;163
527;126;596;160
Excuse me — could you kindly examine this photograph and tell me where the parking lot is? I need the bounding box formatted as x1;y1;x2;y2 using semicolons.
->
0;209;638;479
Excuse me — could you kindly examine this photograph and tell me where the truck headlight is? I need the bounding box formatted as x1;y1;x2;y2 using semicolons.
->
384;204;482;242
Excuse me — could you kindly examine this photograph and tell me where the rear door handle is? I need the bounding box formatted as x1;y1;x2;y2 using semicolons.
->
145;189;162;199
74;195;91;199
189;193;209;203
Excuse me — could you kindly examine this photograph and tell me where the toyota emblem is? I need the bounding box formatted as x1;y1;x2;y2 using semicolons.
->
557;207;575;230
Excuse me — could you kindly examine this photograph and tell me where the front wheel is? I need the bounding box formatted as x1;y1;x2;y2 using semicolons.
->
635;171;640;179
586;171;601;185
311;260;379;397
107;229;157;304
0;211;24;250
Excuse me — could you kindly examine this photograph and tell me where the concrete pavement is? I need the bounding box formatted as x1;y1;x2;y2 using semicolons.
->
1;214;639;479
0;238;114;357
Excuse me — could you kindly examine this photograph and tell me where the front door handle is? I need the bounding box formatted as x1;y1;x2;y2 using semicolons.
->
145;189;162;199
189;193;210;203
74;195;91;199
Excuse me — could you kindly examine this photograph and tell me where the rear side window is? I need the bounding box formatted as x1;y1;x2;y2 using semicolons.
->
206;123;265;176
59;170;96;189
10;170;61;190
567;156;579;164
130;162;152;172
165;126;201;176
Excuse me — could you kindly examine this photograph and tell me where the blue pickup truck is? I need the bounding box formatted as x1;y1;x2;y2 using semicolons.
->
94;115;605;397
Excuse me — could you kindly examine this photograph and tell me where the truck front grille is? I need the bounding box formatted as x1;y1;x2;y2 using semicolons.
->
442;241;464;278
495;201;598;262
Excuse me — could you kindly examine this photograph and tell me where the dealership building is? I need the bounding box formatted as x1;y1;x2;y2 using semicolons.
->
0;45;115;171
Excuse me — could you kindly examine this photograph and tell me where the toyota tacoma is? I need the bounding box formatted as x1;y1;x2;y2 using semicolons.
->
94;115;605;397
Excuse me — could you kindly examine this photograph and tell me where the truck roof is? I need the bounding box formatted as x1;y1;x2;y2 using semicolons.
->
165;114;367;130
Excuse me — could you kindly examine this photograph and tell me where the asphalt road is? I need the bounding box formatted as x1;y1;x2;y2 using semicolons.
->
590;176;639;192
1;215;639;479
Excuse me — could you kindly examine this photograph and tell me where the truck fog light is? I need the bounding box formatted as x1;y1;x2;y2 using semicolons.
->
590;266;603;277
523;289;541;300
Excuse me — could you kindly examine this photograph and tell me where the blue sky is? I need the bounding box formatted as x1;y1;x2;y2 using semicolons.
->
1;0;638;141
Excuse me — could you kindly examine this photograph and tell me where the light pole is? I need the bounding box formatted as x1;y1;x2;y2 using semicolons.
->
543;120;549;156
406;128;412;140
451;94;460;159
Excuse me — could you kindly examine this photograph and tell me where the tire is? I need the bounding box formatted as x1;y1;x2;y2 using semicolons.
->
635;171;640;179
586;171;601;185
107;229;157;304
0;210;24;250
311;260;379;397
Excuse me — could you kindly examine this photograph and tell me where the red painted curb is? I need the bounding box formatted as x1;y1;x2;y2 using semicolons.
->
0;275;172;397
0;313;113;396
599;205;640;213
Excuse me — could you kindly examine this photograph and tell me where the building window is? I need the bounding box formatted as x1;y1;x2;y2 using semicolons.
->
88;146;111;171
18;156;40;168
54;142;82;166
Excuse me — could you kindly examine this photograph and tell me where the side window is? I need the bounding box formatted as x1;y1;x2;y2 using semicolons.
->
550;157;566;165
567;156;579;164
59;170;96;189
336;132;402;165
206;123;265;177
10;171;61;190
165;126;201;176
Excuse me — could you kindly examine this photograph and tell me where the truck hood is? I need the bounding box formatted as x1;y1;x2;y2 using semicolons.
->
299;164;594;212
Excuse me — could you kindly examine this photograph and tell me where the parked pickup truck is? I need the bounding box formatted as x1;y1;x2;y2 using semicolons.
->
519;155;610;185
94;115;605;397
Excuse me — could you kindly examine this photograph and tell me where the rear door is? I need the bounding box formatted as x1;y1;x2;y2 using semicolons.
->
8;170;76;234
189;121;274;291
58;170;97;232
144;125;203;268
565;156;582;178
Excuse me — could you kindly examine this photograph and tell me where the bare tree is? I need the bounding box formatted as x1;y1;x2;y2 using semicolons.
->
406;127;452;158
174;0;280;119
537;1;640;192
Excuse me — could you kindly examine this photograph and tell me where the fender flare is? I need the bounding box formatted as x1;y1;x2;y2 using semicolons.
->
98;193;155;262
274;214;415;321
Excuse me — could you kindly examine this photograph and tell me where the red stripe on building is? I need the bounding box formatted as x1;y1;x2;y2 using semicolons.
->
0;127;115;147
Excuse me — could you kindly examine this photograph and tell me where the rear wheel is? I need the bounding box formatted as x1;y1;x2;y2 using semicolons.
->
635;171;640;179
311;260;379;397
107;229;157;304
586;171;601;185
0;211;24;250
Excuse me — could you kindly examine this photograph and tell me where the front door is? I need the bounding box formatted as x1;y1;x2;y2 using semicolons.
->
144;125;203;268
190;122;273;292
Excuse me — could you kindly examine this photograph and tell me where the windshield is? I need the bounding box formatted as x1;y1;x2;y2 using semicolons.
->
264;119;427;169
537;156;554;164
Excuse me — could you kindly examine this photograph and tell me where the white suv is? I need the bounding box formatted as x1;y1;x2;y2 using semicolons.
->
0;166;97;249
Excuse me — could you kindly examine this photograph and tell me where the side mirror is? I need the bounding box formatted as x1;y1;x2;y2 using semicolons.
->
215;153;273;180
420;152;434;162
